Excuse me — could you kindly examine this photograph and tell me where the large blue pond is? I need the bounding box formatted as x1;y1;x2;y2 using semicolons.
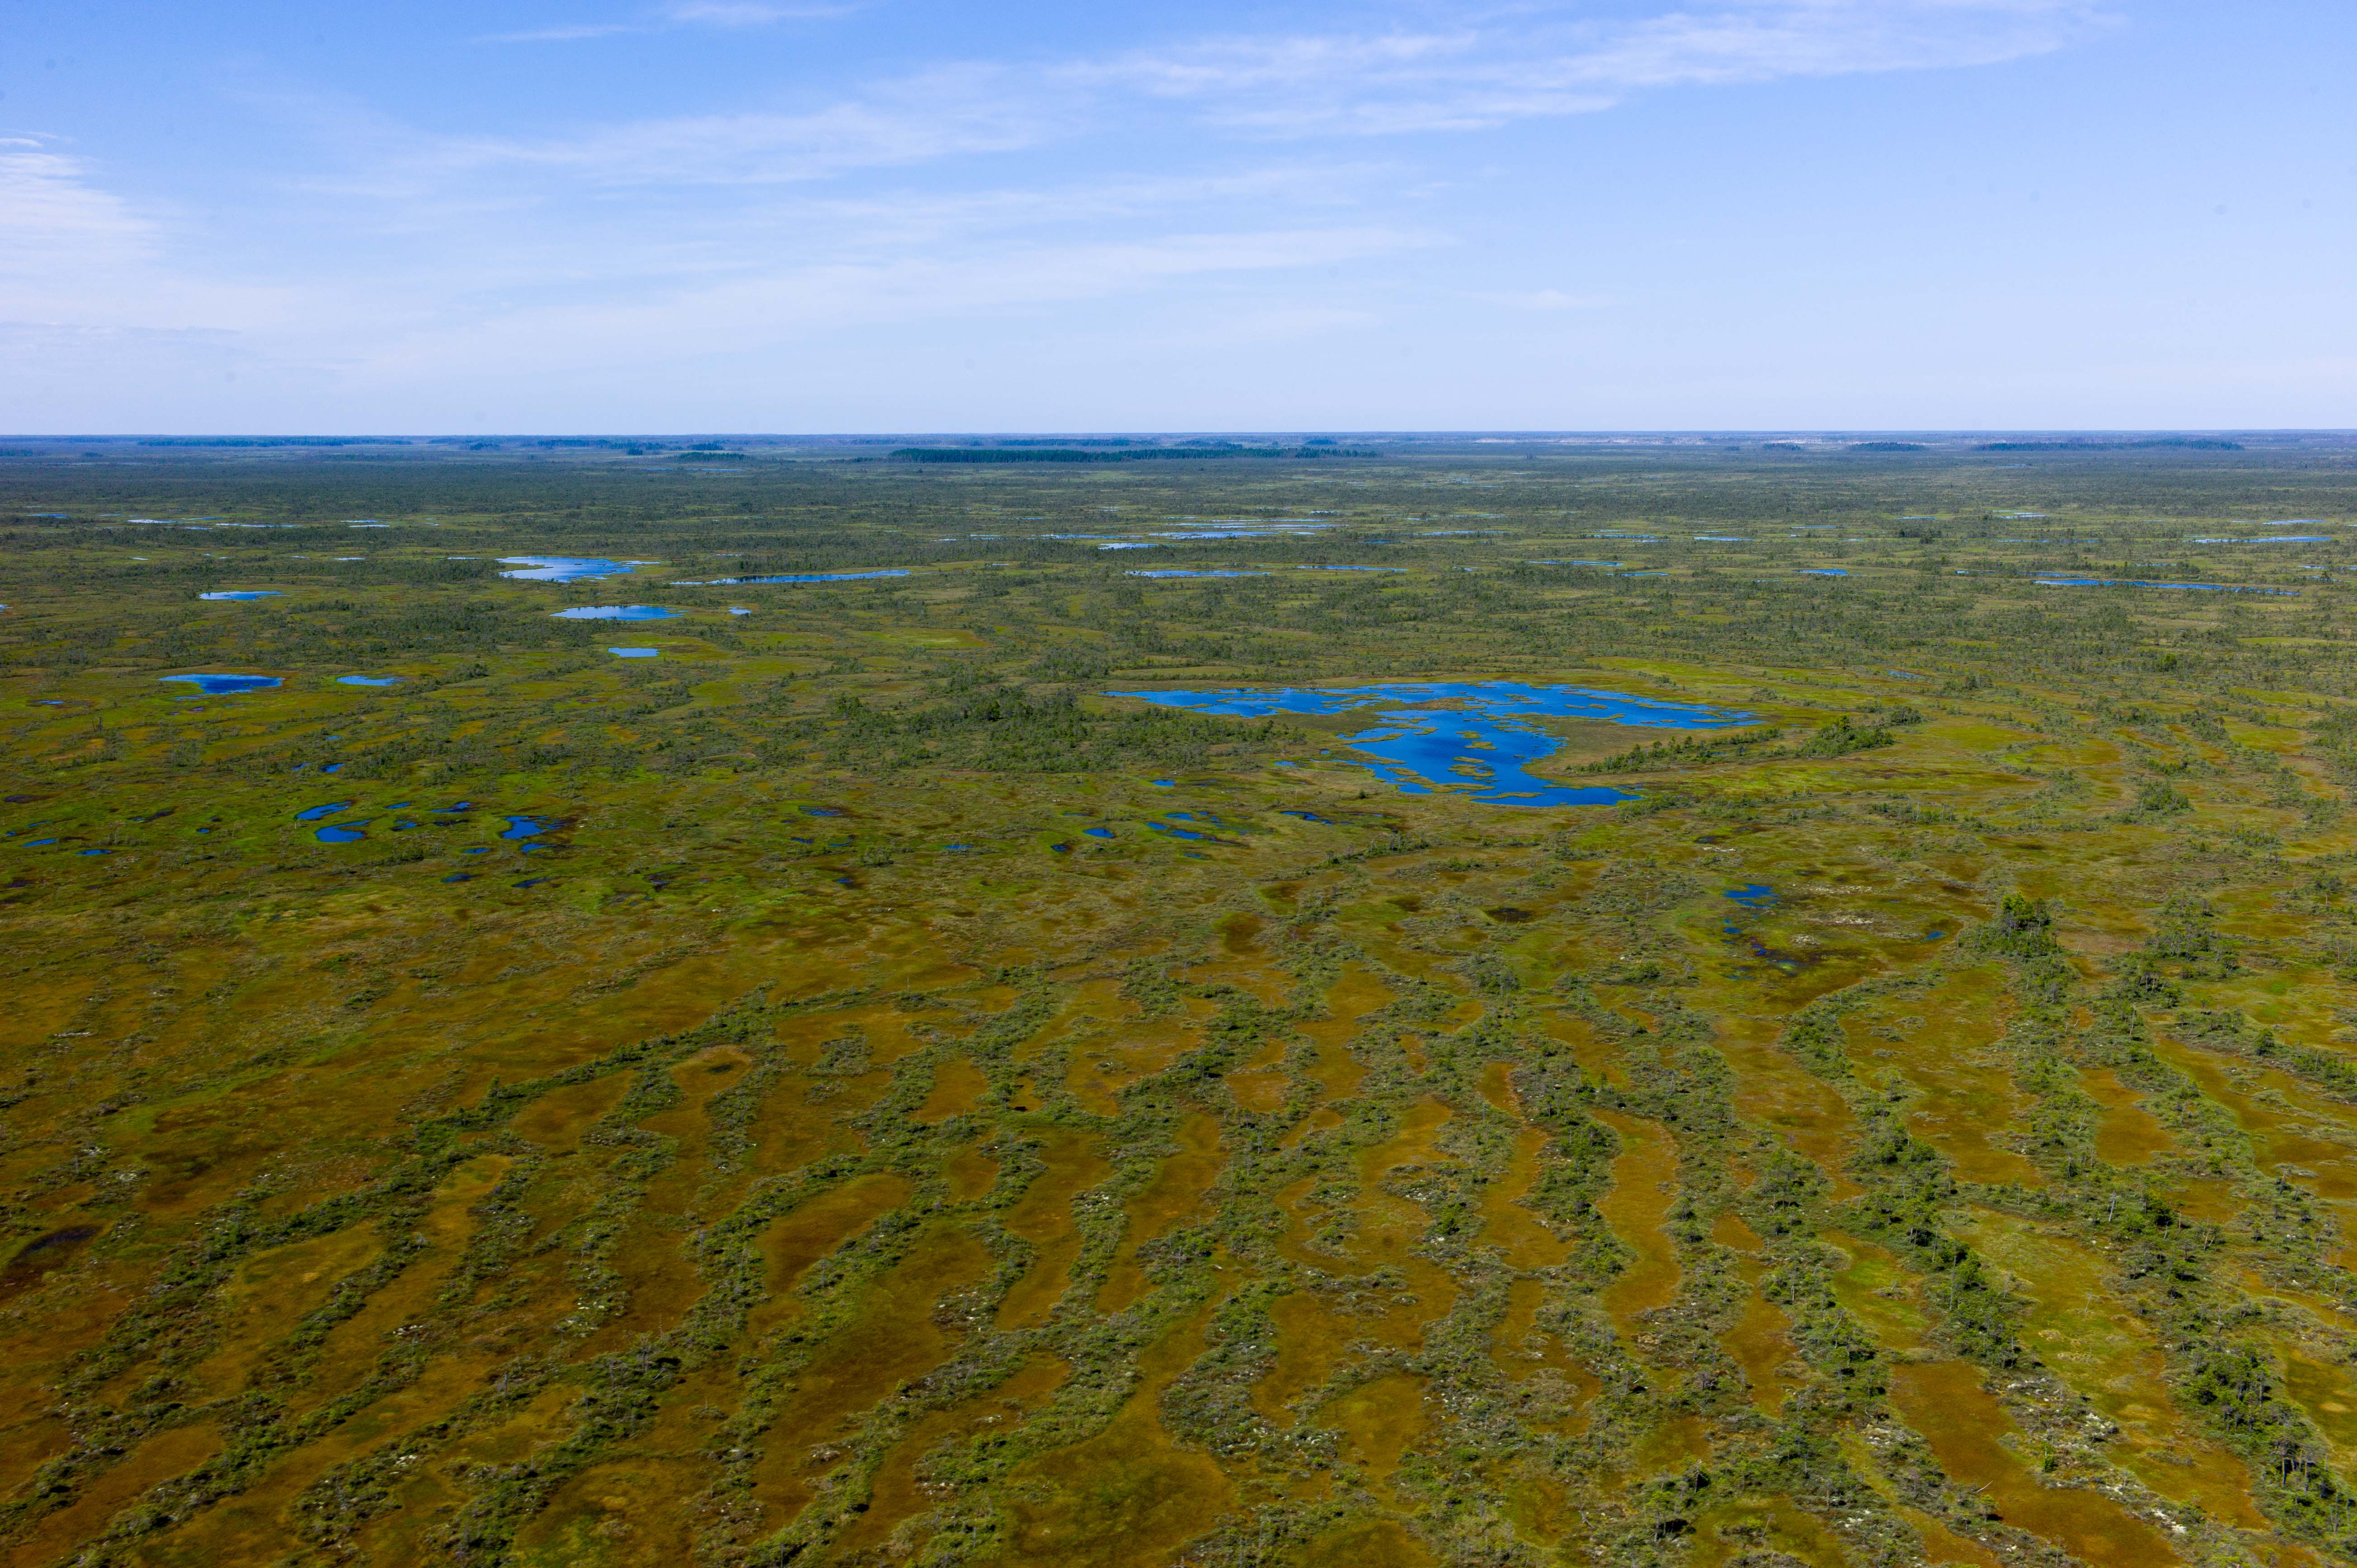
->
609;647;661;658
337;675;402;686
161;674;281;695
550;605;679;620
198;591;281;601
499;557;658;582
1115;681;1751;808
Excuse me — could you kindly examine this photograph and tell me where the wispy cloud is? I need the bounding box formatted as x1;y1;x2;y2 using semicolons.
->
482;0;855;43
1089;0;2115;135
0;137;156;279
455;0;2111;187
433;66;1050;184
663;1;857;24
5;0;2132;428
1478;288;1616;311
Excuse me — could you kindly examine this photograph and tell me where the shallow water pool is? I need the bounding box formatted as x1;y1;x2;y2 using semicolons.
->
161;674;282;695
1114;681;1751;808
552;605;679;620
499;557;658;582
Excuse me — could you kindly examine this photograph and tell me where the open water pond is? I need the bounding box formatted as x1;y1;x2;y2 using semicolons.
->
549;605;678;620
335;675;402;686
197;591;280;601
294;800;355;821
1126;569;1270;579
160;674;281;696
1116;681;1751;807
314;821;369;843
498;557;657;582
608;647;660;658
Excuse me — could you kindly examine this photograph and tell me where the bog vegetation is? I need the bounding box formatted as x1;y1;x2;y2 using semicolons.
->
3;434;2357;1568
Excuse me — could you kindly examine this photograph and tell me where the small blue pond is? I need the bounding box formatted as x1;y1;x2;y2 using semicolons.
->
1114;681;1753;808
1126;570;1270;579
198;591;281;601
294;800;355;821
1800;568;1850;577
1279;810;1334;823
443;873;473;883
1297;565;1405;573
336;675;402;686
161;674;282;696
670;569;910;586
1725;883;1777;909
501;816;558;840
320;762;344;774
1084;826;1115;839
1150;823;1209;841
609;647;661;658
552;605;679;620
499;557;656;582
315;821;369;843
80;848;111;856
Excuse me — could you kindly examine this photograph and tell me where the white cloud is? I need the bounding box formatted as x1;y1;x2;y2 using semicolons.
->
447;1;2112;190
1089;1;2114;135
2;0;2140;430
1480;288;1615;311
482;1;855;43
663;1;857;24
350;224;1431;383
0;138;156;282
434;66;1051;185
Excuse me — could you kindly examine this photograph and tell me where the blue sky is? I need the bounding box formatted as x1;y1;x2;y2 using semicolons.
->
5;1;2352;433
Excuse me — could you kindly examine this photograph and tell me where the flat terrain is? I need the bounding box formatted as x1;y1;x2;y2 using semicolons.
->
5;435;2357;1567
